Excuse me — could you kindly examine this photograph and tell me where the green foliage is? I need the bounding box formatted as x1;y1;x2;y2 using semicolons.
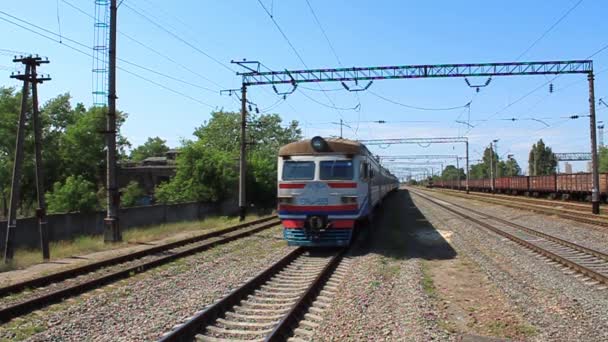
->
46;175;98;213
440;165;465;180
528;139;556;176
503;157;521;176
157;111;301;206
599;146;608;173
0;88;131;216
130;136;169;161
120;181;145;207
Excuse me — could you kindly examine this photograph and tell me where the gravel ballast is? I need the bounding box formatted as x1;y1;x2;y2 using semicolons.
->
0;225;293;341
410;189;608;341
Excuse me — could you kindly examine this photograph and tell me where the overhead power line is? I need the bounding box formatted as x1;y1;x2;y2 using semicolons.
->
256;0;354;115
515;0;584;61
368;90;471;111
0;12;214;108
122;2;235;73
304;0;342;67
61;0;223;90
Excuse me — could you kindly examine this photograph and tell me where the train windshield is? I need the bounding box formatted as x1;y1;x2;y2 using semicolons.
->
282;161;315;180
320;160;354;180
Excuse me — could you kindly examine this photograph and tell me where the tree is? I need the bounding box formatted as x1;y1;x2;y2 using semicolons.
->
441;165;465;180
503;157;521;176
46;175;98;213
599;146;608;172
528;139;557;176
130;137;169;161
157;111;301;206
121;181;145;207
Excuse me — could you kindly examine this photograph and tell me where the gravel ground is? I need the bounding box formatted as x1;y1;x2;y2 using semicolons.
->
310;191;450;341
410;189;608;341
427;189;608;255
0;225;293;341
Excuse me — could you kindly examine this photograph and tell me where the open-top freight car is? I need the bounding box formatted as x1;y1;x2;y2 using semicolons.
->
433;173;608;202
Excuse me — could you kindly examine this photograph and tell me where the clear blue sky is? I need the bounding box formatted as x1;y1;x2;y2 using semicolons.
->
2;0;607;176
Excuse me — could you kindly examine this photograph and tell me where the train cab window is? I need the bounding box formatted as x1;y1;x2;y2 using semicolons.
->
360;162;369;179
320;160;354;180
282;161;315;180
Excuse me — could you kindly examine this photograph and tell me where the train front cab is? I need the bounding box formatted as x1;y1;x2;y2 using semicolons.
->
278;155;368;247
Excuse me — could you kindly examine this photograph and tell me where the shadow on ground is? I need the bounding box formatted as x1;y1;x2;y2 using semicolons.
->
354;189;457;260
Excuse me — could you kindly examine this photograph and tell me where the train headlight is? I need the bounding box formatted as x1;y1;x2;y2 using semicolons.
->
311;136;328;152
340;196;358;204
278;196;293;204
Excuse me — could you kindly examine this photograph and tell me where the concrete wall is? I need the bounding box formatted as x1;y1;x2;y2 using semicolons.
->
0;199;239;250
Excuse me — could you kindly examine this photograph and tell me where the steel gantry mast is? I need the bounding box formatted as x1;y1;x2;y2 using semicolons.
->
233;59;598;213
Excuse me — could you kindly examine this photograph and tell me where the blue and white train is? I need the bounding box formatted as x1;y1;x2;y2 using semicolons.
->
277;136;398;246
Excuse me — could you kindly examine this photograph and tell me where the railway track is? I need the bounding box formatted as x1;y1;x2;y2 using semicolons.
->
427;188;608;228
436;187;605;213
159;247;349;342
0;216;280;322
410;189;608;289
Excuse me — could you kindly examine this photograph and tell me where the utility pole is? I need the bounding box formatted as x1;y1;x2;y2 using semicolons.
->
104;0;120;242
5;56;51;263
589;72;600;214
239;84;247;221
465;141;470;193
31;63;50;260
489;141;495;193
340;119;343;138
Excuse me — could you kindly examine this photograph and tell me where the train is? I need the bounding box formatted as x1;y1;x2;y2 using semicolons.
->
277;136;399;246
433;173;608;201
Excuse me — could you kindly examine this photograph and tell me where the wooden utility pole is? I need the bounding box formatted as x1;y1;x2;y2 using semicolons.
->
104;0;121;241
4;56;51;263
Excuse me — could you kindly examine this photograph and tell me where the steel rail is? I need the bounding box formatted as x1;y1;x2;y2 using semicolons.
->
432;188;608;228
0;217;280;322
158;248;345;342
411;189;608;285
0;215;277;297
266;248;345;341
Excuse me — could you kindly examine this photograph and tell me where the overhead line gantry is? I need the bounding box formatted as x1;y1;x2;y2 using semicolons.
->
233;59;599;215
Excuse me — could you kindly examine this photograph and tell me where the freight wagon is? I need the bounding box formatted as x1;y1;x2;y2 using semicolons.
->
432;173;608;202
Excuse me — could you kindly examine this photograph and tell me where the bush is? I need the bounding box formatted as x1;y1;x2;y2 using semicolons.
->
121;181;144;207
46;175;98;213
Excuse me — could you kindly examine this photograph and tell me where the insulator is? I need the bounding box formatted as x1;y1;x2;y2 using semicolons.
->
248;104;252;111
549;83;554;93
255;107;260;114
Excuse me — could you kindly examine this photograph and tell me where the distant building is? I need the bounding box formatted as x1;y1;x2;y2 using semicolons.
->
564;162;573;174
119;150;179;196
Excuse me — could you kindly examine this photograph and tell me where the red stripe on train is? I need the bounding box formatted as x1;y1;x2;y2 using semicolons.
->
282;220;304;228
327;182;357;188
278;204;358;212
279;183;306;189
332;220;355;228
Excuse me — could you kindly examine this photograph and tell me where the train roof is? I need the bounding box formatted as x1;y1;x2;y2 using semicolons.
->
278;138;364;156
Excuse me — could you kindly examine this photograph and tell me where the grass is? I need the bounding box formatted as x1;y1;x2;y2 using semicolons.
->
420;261;438;299
0;214;263;273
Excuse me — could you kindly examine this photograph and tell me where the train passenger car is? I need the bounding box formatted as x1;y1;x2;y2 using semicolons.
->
277;136;398;247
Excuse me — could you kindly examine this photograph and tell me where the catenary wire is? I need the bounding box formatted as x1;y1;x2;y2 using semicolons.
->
0;14;214;108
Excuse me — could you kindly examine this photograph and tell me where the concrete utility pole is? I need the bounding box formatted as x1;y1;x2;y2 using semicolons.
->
104;0;121;242
239;84;247;221
31;64;50;260
489;141;495;192
588;72;600;214
5;56;51;263
465;141;470;193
